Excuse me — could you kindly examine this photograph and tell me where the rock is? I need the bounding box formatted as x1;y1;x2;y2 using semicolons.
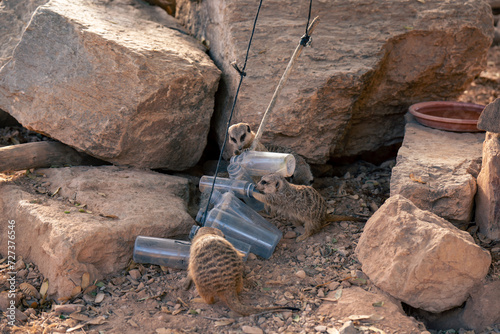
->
318;286;424;334
355;195;491;313
462;281;500;331
0;0;220;170
390;113;484;226
475;132;500;240
339;321;359;334
295;270;307;279
478;98;500;133
0;166;195;298
176;0;492;162
0;0;49;67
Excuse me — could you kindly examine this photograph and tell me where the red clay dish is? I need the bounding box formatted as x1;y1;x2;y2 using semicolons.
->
409;101;485;132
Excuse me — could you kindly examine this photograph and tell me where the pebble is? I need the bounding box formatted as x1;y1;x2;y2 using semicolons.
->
284;231;297;239
242;325;264;334
327;282;340;291
297;255;306;262
315;325;328;332
129;269;141;280
295;270;307;279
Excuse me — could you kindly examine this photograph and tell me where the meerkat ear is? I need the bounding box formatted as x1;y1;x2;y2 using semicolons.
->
246;124;251;132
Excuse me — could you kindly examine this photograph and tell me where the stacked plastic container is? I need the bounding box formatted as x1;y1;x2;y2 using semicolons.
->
133;151;296;266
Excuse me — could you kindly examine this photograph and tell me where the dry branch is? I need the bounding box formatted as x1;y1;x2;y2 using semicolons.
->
0;141;85;173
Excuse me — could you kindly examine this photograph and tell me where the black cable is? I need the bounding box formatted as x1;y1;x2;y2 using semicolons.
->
201;0;264;225
300;0;313;46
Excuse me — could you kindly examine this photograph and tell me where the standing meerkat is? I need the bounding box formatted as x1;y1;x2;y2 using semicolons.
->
227;122;314;185
254;173;364;242
188;227;299;316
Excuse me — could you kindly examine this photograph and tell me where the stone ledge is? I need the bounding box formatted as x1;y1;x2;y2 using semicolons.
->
390;113;484;226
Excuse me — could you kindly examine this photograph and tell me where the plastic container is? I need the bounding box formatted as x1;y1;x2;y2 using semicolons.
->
230;151;296;177
210;191;279;234
227;162;255;183
189;225;251;261
195;205;281;259
199;175;264;212
133;236;191;269
199;176;255;198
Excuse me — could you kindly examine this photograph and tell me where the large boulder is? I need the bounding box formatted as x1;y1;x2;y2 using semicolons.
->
355;195;491;313
475;132;500;240
0;166;195;298
0;0;220;170
0;0;49;67
478;97;500;133
390;114;484;226
176;0;493;162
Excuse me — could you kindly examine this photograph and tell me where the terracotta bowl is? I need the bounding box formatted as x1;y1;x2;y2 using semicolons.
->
408;101;485;132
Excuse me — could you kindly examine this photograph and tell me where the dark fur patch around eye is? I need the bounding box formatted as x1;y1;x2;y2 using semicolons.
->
231;137;237;143
260;180;267;185
240;133;246;142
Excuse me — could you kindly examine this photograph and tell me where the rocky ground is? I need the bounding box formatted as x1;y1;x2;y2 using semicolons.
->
0;48;500;334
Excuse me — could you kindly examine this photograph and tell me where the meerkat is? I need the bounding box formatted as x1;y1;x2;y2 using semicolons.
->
187;227;299;316
227;122;314;185
253;173;364;242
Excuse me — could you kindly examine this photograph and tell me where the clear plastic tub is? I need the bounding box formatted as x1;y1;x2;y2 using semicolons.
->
210;191;280;235
199;176;255;198
196;206;281;259
133;236;191;269
199;175;264;212
230;151;296;177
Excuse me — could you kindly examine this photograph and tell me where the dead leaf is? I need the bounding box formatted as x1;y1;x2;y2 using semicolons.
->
69;313;91;322
372;301;384;307
409;173;426;184
51;187;61;197
39;279;49;299
70;286;82;299
348;314;372;321
81;272;90;290
20;282;40;299
99;214;119;219
95;292;105;304
83;285;97;295
214;319;235;327
87;315;107;325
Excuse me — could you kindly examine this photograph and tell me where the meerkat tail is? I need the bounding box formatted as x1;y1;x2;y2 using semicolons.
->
324;214;366;223
221;290;300;316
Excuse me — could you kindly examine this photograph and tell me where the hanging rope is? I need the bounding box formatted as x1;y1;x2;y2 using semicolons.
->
251;6;319;150
201;0;264;225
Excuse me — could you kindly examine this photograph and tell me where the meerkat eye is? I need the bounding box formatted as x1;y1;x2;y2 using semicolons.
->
240;133;246;142
260;180;267;185
230;137;237;143
275;182;280;190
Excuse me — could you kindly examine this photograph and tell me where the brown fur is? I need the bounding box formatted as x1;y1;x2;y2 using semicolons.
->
188;227;299;315
255;173;363;241
228;122;313;185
